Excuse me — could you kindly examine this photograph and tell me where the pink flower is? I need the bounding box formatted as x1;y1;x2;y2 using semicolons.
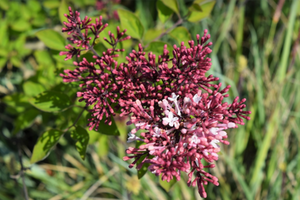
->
59;9;251;197
125;91;250;198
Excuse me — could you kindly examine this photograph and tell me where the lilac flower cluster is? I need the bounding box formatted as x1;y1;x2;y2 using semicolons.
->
60;7;250;198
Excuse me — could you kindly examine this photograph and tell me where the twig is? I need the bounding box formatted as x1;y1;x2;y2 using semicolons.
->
144;18;184;49
75;27;101;59
64;106;87;132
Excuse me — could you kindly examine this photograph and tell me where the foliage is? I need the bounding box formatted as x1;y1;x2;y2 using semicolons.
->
0;0;300;199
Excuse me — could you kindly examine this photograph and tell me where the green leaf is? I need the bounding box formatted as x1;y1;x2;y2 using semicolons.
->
161;0;179;17
30;129;64;163
29;91;72;112
59;0;70;25
118;9;144;40
98;22;123;49
52;53;74;65
23;81;45;97
187;0;216;22
10;56;22;67
137;153;150;179
159;175;177;192
0;20;8;47
144;29;164;44
145;41;173;61
156;0;173;23
0;0;9;10
34;50;54;65
189;0;204;11
10;19;31;32
169;26;192;46
43;0;60;9
2;93;31;114
70;126;89;160
96;117;120;136
32;14;46;26
97;135;109;157
35;29;65;51
27;0;42;12
87;129;100;144
0;48;8;57
13;108;40;134
0;57;7;68
20;4;32;20
14;35;31;57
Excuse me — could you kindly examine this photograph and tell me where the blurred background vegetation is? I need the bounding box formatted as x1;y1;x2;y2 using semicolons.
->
0;0;299;199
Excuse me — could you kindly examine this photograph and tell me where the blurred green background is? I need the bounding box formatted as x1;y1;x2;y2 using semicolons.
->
0;0;299;199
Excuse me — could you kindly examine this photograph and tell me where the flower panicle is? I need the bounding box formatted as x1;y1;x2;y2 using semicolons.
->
59;7;251;198
60;7;130;61
124;91;250;198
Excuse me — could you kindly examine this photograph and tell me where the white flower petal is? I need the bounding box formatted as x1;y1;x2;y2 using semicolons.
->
193;94;201;103
210;139;220;148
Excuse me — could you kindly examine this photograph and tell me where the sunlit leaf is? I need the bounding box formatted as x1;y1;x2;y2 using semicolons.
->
156;0;173;23
87;129;101;144
187;0;216;22
97;135;109;157
136;153;151;179
13;108;40;134
34;50;54;65
145;41;173;61
0;0;9;10
2;93;31;114
70;126;89;160
87;114;120;136
118;9;144;40
97;22;122;49
143;29;164;44
36;29;65;51
31;129;64;163
10;56;21;67
43;0;61;9
27;0;42;12
23;81;45;97
0;57;7;68
0;20;8;47
161;0;179;17
169;26;192;46
11;19;31;32
29;91;71;112
159;175;177;191
189;1;203;12
59;0;69;25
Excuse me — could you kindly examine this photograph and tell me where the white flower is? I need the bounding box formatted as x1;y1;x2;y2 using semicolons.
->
163;112;179;129
209;127;219;135
153;127;162;137
127;133;143;143
193;93;201;103
191;134;199;144
228;122;236;128
168;93;181;116
210;139;220;148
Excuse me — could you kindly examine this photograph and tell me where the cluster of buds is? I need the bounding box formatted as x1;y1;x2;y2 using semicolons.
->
60;7;250;198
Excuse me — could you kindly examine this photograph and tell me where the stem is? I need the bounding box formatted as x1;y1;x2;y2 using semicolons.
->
144;18;184;48
75;27;101;58
64;106;87;132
